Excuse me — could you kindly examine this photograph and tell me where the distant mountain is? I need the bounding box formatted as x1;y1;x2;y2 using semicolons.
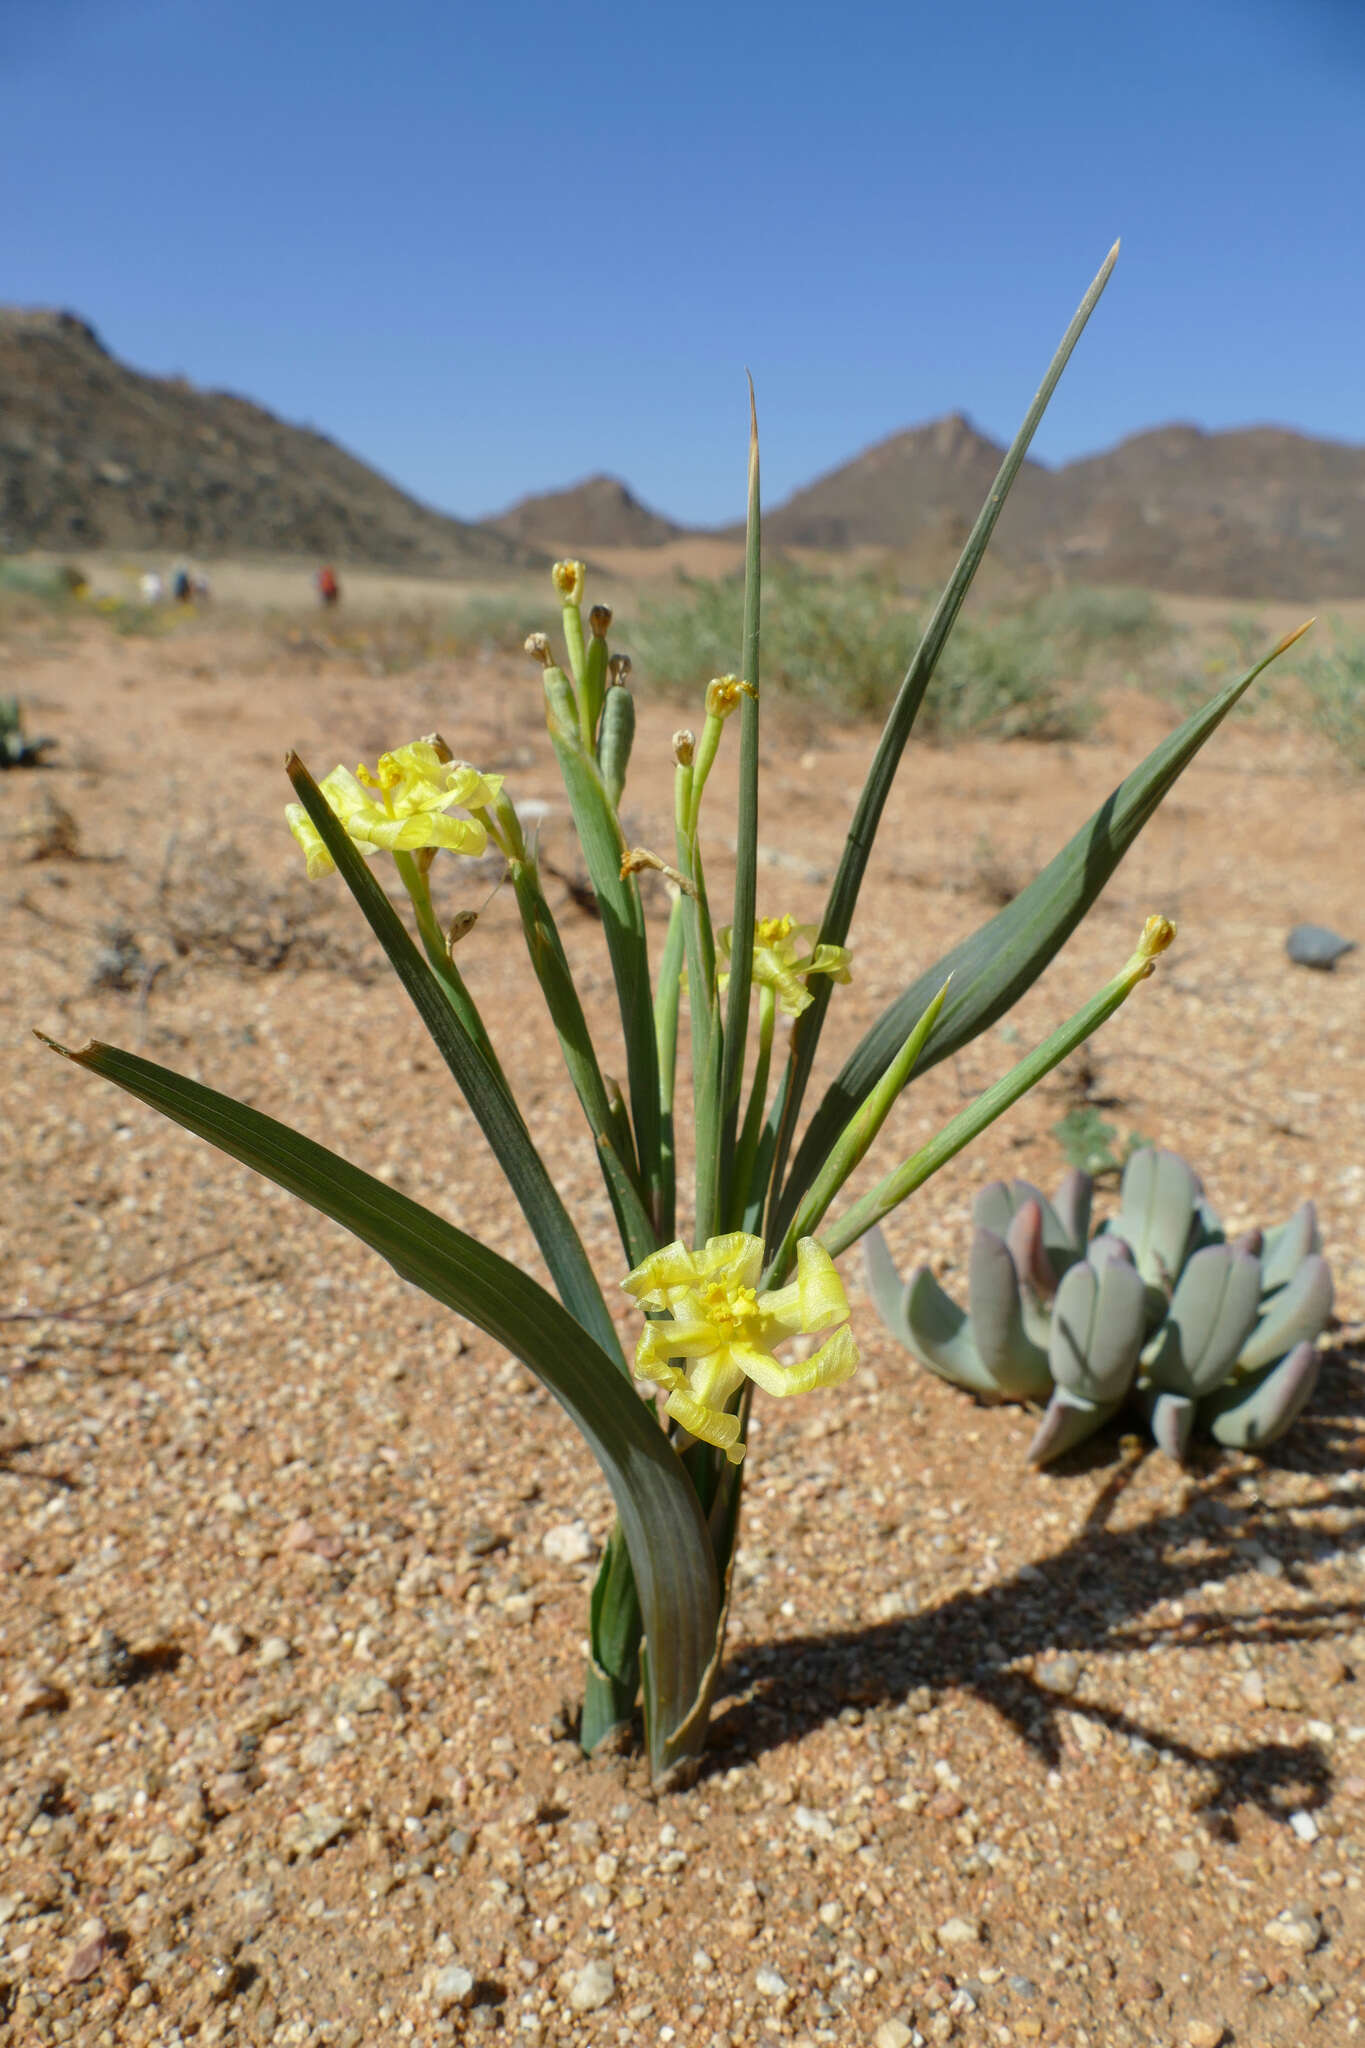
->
761;412;1051;554
1025;422;1365;598
5;307;1364;596
0;308;542;572
487;473;684;550
761;413;1365;598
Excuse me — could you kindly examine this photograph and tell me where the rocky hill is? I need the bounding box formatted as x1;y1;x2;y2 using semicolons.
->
761;413;1365;598
487;473;682;551
0;308;541;573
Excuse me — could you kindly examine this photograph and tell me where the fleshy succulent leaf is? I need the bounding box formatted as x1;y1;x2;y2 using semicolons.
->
1200;1340;1323;1449
862;1223;914;1340
1115;1147;1204;1299
1048;1251;1146;1406
1146;1388;1197;1461
967;1227;1053;1400
1005;1200;1057;1301
1028;1389;1120;1465
1237;1251;1334;1372
975;1178;1085;1288
899;1265;1005;1399
1142;1244;1262;1397
1260;1201;1323;1292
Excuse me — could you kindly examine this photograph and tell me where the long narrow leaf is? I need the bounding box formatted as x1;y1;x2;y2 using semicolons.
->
775;623;1313;1237
721;381;762;1168
546;727;664;1228
43;1034;720;1780
767;244;1120;1222
286;755;623;1365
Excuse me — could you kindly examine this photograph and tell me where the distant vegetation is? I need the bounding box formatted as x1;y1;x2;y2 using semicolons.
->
630;565;1175;739
1292;629;1365;771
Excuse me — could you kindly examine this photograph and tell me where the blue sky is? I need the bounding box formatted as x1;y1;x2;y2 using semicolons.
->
5;0;1363;525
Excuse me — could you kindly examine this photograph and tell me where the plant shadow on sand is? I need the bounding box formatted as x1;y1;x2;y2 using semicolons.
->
706;1344;1365;1836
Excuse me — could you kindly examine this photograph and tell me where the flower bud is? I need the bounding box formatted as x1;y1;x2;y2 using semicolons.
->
1132;914;1177;978
589;604;612;639
552;560;586;605
524;632;553;669
447;909;479;948
672;729;695;766
608;654;632;687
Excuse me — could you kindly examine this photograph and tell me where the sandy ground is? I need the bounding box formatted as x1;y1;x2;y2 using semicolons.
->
2;593;1363;2048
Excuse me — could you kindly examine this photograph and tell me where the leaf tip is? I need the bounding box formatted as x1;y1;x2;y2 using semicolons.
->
1272;617;1315;660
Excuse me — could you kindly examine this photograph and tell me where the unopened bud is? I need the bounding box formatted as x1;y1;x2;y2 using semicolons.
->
608;654;631;687
447;909;479;948
589;604;612;639
620;846;696;895
1132;914;1176;979
552;560;585;605
524;632;553;669
422;731;454;763
672;729;695;765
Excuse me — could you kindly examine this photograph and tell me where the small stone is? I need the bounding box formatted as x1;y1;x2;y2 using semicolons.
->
1240;1671;1266;1708
542;1521;595;1566
1014;2023;1043;2042
937;1916;983;1949
1172;1848;1201;1876
462;1524;505;1559
691;1948;713;1974
14;1671;68;1719
429;1964;475;2012
1286;924;1355;970
1184;2023;1226;2048
792;1804;835;1840
568;1959;615;2012
208;1623;246;1657
258;1635;292;1668
1263;1906;1321;1953
1035;1654;1079;1696
1289;1809;1319;1843
145;1831;180;1865
874;2021;914;2048
89;1628;136;1689
336;1671;391;1715
63;1917;110;1984
282;1806;349;1861
755;1966;789;1997
926;1789;964;1821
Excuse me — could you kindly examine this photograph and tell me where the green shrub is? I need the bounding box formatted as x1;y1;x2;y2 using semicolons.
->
633;563;1103;738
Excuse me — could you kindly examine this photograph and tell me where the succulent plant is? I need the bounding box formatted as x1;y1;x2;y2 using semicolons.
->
864;1148;1333;1463
0;696;57;768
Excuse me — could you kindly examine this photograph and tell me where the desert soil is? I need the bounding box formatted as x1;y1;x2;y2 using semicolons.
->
2;594;1363;2048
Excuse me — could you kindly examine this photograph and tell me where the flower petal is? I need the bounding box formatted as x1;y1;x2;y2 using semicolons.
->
663;1385;746;1463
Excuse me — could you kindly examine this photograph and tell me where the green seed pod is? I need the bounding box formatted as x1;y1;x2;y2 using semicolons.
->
597;679;636;808
542;664;580;743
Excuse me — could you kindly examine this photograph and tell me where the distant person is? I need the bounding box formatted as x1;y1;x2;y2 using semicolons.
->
192;570;212;603
172;559;193;604
140;570;164;605
317;564;340;608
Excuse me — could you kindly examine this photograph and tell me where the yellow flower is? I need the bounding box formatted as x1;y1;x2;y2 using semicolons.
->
622;1233;858;1463
718;914;853;1018
552;560;586;605
704;675;756;719
286;741;503;878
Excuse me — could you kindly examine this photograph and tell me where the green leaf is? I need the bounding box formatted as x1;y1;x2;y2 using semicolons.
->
775;622;1312;1240
508;852;656;1272
43;1034;721;1783
721;380;762;1183
767;244;1121;1224
285;756;623;1365
546;726;664;1229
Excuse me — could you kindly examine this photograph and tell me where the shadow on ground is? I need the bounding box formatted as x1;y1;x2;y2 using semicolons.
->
709;1344;1365;1832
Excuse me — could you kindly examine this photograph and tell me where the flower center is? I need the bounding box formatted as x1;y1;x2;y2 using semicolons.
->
755;915;794;946
701;1282;760;1332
